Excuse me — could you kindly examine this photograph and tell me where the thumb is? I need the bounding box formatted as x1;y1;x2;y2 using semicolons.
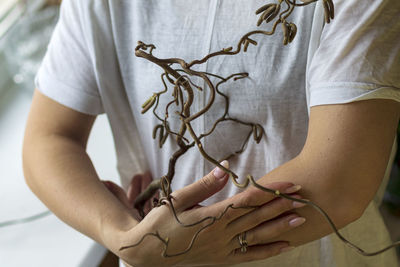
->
172;160;230;211
126;174;144;206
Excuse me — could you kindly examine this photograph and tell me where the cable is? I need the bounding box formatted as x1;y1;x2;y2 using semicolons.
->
0;210;52;227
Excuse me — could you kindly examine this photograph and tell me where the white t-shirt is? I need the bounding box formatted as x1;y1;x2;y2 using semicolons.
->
35;0;400;266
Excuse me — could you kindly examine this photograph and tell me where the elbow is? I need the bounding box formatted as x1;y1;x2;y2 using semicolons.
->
336;204;365;228
312;176;376;230
328;192;373;229
336;180;383;228
22;137;36;192
22;131;44;193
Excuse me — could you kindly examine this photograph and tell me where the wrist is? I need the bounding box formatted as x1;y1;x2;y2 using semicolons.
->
99;206;139;252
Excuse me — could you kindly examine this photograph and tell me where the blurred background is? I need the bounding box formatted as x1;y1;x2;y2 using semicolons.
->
0;0;399;266
0;0;119;266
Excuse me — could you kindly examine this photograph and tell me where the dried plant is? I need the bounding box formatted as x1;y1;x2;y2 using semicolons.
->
120;0;400;258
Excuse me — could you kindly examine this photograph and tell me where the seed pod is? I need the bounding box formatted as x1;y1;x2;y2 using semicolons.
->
281;22;290;45
141;94;157;114
152;124;163;140
266;4;280;23
261;6;275;21
253;124;264;144
153;124;168;148
288;23;297;43
255;3;274;15
322;0;334;24
326;0;334;20
257;5;275;26
141;93;155;108
257;13;265;26
160;131;169;147
223;47;233;52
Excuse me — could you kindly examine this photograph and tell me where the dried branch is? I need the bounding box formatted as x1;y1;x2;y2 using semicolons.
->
123;0;400;259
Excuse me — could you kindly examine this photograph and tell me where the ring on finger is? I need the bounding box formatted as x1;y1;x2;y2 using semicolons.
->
238;231;248;253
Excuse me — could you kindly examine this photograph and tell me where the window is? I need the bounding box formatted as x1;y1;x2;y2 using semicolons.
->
0;0;26;39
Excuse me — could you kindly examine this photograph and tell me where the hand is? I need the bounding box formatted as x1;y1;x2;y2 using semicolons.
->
103;171;157;221
111;162;305;267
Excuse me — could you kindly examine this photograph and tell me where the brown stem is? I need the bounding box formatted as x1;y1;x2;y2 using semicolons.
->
126;0;400;259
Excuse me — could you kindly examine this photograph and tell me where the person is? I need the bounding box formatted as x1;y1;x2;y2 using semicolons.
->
23;0;400;266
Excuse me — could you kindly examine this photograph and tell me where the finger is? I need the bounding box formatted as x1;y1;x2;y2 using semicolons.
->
228;241;290;264
226;194;305;234
206;182;300;223
229;214;306;249
127;174;143;207
141;171;153;214
171;160;230;211
103;180;131;208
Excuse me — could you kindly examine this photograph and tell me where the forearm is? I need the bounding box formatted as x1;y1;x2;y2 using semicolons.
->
260;100;399;247
23;134;138;249
258;155;365;247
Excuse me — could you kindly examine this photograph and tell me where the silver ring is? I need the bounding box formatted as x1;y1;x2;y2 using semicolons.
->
238;232;248;253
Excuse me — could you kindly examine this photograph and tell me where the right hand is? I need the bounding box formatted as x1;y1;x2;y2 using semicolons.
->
110;163;305;267
103;171;157;221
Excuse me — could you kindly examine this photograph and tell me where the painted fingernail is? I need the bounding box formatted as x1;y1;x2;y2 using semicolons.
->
280;246;295;253
213;160;229;179
284;185;301;194
289;217;306;227
292;200;307;208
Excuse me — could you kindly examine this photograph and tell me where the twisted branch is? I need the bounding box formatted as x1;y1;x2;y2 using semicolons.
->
124;0;400;259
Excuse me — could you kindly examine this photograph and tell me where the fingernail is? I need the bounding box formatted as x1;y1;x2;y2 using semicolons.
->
292;200;307;208
285;185;301;194
289;217;306;227
213;160;229;179
280;246;295;253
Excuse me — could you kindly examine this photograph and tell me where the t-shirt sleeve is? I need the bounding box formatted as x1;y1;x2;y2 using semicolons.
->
307;0;400;107
35;0;104;115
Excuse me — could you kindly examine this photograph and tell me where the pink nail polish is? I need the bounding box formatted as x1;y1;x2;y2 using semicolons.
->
285;185;301;194
213;160;229;179
289;217;306;227
292;200;307;208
